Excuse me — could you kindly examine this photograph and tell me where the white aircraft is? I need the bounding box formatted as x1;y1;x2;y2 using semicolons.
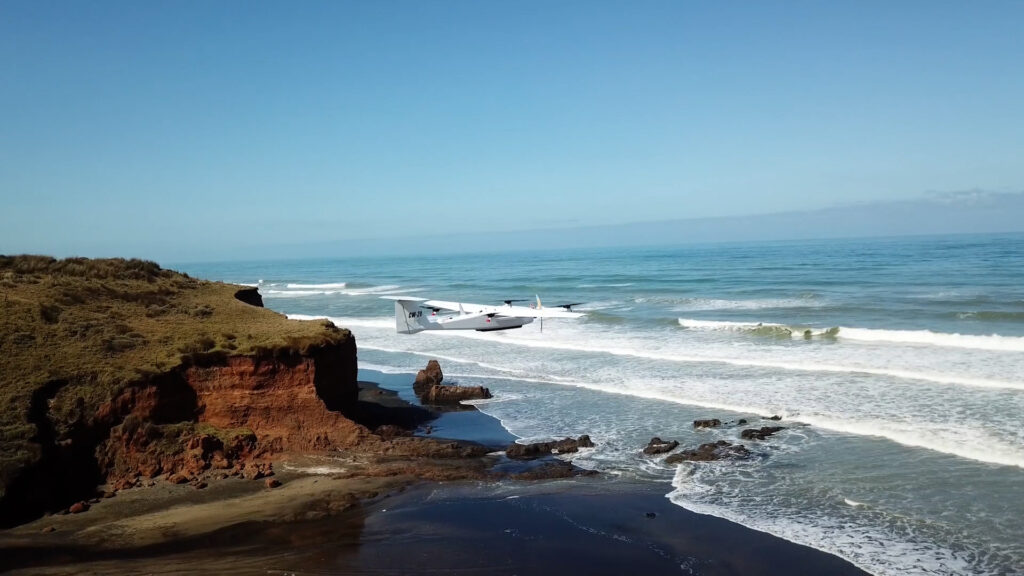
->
382;296;583;334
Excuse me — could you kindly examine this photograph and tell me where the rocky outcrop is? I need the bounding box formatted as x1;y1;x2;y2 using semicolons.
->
413;360;444;396
233;287;264;308
643;437;680;455
693;419;721;429
96;341;363;490
413;359;492;404
505;436;594;460
740;426;785;440
665;440;751;464
421;384;492;404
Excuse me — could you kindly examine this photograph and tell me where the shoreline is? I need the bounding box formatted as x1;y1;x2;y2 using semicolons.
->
0;369;870;575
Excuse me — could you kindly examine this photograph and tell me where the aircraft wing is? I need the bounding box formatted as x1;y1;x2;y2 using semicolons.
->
423;300;497;314
379;296;428;302
495;305;584;319
422;299;583;319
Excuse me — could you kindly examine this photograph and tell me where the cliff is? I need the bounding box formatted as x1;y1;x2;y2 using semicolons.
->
0;256;361;525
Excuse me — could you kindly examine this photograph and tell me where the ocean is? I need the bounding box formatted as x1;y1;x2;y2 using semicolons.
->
177;232;1024;576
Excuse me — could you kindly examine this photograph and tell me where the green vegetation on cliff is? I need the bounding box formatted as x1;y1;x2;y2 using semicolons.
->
0;255;349;498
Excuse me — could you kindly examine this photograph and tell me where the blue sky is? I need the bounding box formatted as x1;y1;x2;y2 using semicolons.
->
2;1;1023;261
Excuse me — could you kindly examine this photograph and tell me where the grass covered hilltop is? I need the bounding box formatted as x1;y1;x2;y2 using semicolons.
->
0;255;350;521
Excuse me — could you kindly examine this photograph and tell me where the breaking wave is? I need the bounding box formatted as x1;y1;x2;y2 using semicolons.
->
836;327;1024;352
678;319;1024;351
285;282;348;289
678;318;839;339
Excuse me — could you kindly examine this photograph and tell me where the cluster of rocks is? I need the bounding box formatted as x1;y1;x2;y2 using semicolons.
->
641;415;790;464
505;435;595;460
740;426;786;440
413;360;492;404
665;440;751;464
99;416;280;495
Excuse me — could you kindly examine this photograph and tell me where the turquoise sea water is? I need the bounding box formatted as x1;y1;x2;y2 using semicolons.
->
178;233;1024;576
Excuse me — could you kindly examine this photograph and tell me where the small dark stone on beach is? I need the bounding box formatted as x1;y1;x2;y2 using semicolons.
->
741;426;785;440
375;424;410;440
193;481;208;490
693;419;721;429
645;512;657;519
102;491;116;499
265;478;281;489
41;526;56;533
69;501;89;514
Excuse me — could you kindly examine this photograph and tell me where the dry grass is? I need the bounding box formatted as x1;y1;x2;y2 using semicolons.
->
0;255;348;496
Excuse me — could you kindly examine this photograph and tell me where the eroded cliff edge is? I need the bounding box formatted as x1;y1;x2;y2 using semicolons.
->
0;256;365;526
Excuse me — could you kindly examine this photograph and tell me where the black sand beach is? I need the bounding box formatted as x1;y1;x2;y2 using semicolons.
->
0;372;870;575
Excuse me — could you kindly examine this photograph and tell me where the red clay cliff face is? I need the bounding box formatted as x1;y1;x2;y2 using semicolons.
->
96;339;365;490
189;353;368;451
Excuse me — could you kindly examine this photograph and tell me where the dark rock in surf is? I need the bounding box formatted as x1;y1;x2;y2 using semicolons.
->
505;436;595;460
693;419;722;429
643;437;680;455
413;360;444;396
740;426;785;440
766;415;782;421
665;440;751;464
421;384;492;404
413;360;492;404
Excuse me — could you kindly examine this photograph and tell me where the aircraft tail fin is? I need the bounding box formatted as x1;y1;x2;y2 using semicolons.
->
390;298;428;334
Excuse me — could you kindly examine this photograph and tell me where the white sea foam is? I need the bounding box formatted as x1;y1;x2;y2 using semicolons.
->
290;313;1024;467
343;284;402;294
678;318;786;329
439;327;1024;391
670;297;821;311
266;289;344;297
837;327;1024;352
357;362;411;375
285;282;348;289
286;314;394;329
668;468;976;576
796;414;1024;469
677;318;837;338
267;284;416;298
